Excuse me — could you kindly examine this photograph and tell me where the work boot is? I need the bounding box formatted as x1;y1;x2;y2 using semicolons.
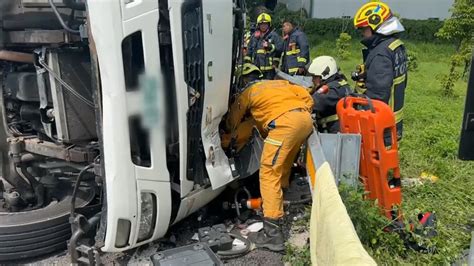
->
248;218;285;252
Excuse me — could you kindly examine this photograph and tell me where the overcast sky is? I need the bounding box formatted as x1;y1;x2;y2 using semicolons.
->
280;0;454;20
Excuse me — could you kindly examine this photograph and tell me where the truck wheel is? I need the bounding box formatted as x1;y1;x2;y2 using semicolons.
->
0;187;95;262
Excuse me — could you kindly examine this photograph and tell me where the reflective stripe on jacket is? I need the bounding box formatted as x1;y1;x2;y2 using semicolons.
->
246;30;283;73
281;28;310;75
363;36;408;138
227;80;313;132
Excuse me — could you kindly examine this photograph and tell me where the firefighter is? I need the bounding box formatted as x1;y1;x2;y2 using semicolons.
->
227;63;313;251
281;19;310;76
353;2;408;139
307;56;352;133
245;13;283;80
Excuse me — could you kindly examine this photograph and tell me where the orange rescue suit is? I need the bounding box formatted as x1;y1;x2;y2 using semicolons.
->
227;80;314;219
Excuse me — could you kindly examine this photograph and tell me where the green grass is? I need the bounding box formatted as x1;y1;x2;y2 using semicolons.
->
294;39;473;264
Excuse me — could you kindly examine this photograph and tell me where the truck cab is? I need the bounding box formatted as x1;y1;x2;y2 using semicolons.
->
0;0;256;261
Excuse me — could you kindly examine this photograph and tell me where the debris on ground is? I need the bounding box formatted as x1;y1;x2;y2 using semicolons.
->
128;244;159;265
150;243;222;266
32;174;311;265
198;224;234;252
402;172;440;188
401;177;423;187
246;222;264;232
420;172;439;183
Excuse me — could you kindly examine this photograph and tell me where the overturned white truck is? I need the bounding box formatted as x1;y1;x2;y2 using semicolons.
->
0;0;263;262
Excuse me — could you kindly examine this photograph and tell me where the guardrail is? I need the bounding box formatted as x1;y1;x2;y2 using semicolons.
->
306;132;376;265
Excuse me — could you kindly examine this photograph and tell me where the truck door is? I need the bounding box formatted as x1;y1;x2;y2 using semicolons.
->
200;0;236;189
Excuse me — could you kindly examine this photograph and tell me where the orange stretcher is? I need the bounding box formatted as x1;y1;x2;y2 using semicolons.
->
336;96;402;220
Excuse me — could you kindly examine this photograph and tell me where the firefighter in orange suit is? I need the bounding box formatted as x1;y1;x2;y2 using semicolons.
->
226;63;313;251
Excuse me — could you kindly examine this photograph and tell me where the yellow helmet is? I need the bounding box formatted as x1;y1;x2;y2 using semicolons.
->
354;2;392;31
236;63;263;79
257;13;272;26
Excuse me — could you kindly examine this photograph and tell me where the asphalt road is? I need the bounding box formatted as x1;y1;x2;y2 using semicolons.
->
33;208;303;266
34;230;285;266
30;179;310;265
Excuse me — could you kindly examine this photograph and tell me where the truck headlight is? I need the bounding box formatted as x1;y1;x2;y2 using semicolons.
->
137;192;156;242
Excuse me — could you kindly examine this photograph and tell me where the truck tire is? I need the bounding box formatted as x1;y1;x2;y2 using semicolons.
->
0;187;95;262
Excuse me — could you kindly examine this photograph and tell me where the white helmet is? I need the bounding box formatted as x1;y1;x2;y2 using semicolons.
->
307;56;338;81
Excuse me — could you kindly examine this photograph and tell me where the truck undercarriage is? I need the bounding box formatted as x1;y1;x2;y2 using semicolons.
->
0;0;100;260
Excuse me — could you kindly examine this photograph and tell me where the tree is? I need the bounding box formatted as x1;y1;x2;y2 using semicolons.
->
245;0;309;32
272;3;309;31
436;0;473;44
245;0;278;24
407;51;419;72
436;0;474;95
336;33;352;60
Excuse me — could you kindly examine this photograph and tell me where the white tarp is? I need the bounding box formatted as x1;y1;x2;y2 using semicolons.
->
306;132;376;265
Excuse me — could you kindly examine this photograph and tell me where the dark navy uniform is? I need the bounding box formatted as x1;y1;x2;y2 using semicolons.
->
361;34;408;139
246;30;283;80
281;28;310;75
312;74;352;133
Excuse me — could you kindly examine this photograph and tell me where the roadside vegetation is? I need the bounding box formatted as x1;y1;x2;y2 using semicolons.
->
283;38;473;265
247;1;473;264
